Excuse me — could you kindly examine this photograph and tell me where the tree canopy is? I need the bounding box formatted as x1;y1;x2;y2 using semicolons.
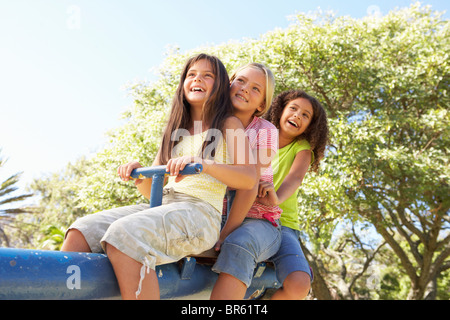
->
16;3;449;299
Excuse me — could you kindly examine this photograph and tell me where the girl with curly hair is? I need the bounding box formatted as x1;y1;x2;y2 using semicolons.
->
258;89;329;299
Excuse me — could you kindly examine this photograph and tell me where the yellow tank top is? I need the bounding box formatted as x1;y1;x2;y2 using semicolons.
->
164;131;230;213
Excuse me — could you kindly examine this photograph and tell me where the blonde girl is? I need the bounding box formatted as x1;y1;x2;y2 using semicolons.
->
210;63;281;299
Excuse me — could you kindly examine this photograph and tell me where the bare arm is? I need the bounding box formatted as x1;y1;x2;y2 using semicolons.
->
166;116;257;190
120;116;258;200
208;116;257;189
215;183;259;251
257;149;311;206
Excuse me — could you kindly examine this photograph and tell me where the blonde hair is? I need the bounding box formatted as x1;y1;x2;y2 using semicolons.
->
230;62;275;117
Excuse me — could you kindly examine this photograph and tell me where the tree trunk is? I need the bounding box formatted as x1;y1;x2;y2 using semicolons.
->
407;279;428;300
301;242;334;300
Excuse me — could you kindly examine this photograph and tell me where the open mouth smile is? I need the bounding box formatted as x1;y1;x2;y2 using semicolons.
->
287;120;299;128
235;94;248;102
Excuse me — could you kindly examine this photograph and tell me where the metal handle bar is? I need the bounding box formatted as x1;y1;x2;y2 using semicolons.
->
130;163;203;208
130;163;203;179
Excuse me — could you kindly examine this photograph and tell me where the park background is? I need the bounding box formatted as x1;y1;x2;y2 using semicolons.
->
0;1;448;299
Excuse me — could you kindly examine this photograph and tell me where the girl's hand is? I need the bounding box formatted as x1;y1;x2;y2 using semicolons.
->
256;181;279;206
166;156;203;182
214;239;224;252
118;161;143;186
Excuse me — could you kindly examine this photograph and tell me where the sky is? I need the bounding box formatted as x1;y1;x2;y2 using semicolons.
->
0;0;448;199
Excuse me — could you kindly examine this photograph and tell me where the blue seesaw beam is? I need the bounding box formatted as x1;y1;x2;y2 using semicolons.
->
0;163;280;300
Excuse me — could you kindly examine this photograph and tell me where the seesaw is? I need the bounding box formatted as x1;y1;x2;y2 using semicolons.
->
0;164;280;299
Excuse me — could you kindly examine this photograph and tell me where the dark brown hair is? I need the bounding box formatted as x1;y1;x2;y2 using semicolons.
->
158;53;232;164
263;90;329;172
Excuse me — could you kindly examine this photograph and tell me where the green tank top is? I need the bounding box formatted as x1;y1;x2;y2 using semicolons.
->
272;139;312;230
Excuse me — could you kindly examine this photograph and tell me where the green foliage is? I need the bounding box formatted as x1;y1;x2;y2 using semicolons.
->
40;225;66;251
24;3;449;299
0;150;34;247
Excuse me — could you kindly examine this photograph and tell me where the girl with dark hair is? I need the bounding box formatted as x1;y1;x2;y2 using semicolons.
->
61;53;257;299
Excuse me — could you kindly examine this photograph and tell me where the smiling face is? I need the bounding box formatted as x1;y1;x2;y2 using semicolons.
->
183;59;215;109
230;67;266;122
279;97;314;140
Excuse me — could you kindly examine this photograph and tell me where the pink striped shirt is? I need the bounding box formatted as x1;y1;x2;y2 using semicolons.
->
222;117;282;224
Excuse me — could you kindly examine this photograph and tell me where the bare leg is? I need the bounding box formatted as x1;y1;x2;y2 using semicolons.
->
61;229;91;252
270;271;311;300
105;242;160;300
210;273;247;300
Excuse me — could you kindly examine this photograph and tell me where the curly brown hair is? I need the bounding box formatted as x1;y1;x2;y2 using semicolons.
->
263;90;329;172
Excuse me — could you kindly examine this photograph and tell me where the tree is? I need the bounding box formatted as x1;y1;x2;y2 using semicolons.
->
0;151;33;246
26;158;92;249
291;4;450;299
24;3;449;299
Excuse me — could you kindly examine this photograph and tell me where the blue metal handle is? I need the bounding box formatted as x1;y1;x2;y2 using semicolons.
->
130;163;203;179
130;163;202;208
0;162;283;300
